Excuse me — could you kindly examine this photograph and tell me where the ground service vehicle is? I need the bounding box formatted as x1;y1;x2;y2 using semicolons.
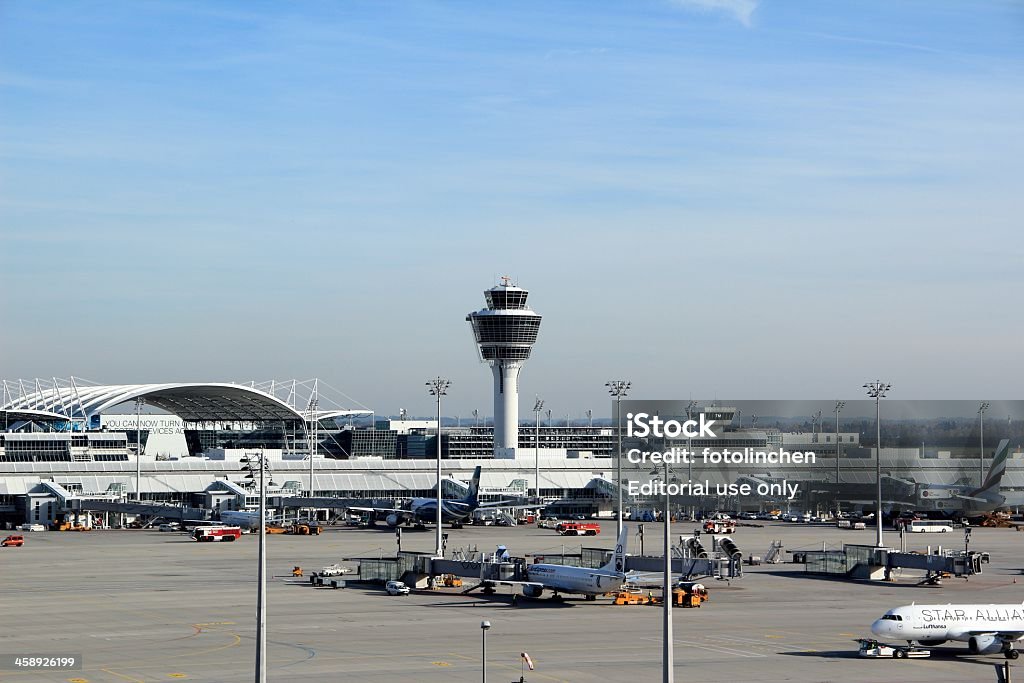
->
556;522;601;536
857;639;930;659
702;520;736;534
2;535;24;547
192;526;242;542
386;580;411;595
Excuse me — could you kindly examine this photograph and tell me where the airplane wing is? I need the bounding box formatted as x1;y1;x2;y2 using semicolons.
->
953;494;992;502
345;506;415;523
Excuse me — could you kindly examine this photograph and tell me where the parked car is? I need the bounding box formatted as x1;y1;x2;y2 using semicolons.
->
19;523;46;532
386;580;411;596
158;523;181;532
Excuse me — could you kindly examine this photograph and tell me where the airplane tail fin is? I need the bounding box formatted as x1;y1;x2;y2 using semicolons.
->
601;525;629;575
463;466;482;506
977;439;1010;494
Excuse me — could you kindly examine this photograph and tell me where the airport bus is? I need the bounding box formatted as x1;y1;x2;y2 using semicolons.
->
905;519;954;533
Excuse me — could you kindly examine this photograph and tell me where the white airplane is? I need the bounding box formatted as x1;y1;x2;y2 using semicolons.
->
871;602;1024;659
501;526;630;601
915;439;1011;515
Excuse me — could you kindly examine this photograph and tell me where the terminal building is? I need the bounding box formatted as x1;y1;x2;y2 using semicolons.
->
4;280;1024;527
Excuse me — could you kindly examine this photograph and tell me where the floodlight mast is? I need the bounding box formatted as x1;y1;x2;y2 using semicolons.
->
427;378;451;558
863;381;891;548
606;380;631;538
834;400;846;516
533;397;544;502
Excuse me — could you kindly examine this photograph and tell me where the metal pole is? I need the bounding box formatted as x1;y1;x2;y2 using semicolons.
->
606;381;631;536
135;398;143;502
256;451;267;683
436;391;443;557
834;401;845;517
616;395;622;537
875;395;883;547
864;382;890;548
979;402;990;489
663;459;673;683
534;397;544;503
428;378;450;558
481;621;490;683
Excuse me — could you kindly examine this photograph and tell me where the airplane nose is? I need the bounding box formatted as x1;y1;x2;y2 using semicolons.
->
870;619;887;637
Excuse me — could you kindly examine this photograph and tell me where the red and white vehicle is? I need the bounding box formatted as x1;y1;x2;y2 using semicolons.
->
192;526;242;542
556;522;601;536
702;519;736;534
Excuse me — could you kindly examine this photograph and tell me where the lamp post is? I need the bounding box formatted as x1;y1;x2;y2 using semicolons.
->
864;381;891;548
427;378;451;558
533;397;544;503
685;400;696;517
242;449;273;683
307;394;318;521
834;400;845;516
662;458;674;683
480;620;491;683
606;381;631;537
979;402;991;489
135;398;144;502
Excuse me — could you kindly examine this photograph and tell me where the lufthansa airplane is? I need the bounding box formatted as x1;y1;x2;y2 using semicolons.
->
871;602;1024;659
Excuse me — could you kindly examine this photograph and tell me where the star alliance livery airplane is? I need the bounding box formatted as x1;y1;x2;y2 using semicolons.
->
872;602;1024;659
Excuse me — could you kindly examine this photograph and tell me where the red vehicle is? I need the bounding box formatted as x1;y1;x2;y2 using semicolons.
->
1;535;24;547
192;526;242;542
556;522;601;536
702;520;736;534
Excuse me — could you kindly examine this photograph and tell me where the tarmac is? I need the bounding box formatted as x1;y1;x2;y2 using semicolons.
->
2;521;1023;682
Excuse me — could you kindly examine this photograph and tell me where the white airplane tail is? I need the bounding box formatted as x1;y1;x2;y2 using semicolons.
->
601;525;629;575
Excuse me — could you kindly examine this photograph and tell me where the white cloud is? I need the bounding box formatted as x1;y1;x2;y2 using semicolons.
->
670;0;760;27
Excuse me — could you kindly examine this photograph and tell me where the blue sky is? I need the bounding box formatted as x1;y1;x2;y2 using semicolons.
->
2;1;1022;416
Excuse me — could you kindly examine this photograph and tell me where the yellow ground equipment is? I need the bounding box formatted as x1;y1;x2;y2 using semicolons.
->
292;566;303;577
613;589;648;605
290;523;322;535
438;574;463;588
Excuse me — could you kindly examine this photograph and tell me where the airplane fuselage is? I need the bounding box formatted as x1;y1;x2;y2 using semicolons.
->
525;564;625;596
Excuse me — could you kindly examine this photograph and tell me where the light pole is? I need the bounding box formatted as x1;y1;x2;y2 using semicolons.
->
586;409;592;429
834;401;845;517
979;402;991;489
606;381;631;537
864;381;891;548
480;620;491;683
308;394;319;521
662;458;674;683
533;397;544;503
685;400;696;517
135;397;144;502
427;378;451;558
242;449;273;683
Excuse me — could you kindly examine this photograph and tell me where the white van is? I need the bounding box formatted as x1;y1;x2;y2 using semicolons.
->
386;580;411;596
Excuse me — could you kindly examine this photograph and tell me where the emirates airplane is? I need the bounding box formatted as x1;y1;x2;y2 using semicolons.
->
871;603;1024;659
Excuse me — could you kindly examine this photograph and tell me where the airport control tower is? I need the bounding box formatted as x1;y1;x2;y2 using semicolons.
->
467;277;542;456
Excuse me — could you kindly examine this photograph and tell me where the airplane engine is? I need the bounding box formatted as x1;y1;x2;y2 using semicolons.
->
969;635;1003;655
917;639;947;646
385;514;400;527
523;585;544;598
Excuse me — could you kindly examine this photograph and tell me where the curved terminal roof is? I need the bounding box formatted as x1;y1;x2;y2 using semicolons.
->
2;383;310;423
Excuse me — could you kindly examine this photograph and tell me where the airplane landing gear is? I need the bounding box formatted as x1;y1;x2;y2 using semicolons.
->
1005;648;1019;660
